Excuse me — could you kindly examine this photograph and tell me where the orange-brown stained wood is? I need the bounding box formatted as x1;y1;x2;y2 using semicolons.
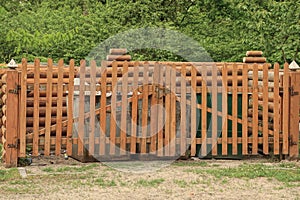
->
130;62;139;154
242;64;248;155
89;61;97;156
66;60;75;156
282;63;290;154
252;64;259;155
77;60;86;156
201;65;207;156
232;64;238;155
141;62;149;154
211;65;218;156
120;61;128;155
222;64;228;155
5;70;19;167
262;64;269;154
44;59;53;156
288;71;300;159
99;61;107;156
190;65;197;156
150;62;159;154
157;64;164;156
273;63;280;155
55;60;64;156
180;64;187;155
109;61;118;155
32;59;40;156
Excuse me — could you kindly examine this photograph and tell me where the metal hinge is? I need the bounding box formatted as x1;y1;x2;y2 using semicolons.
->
7;139;19;149
8;85;21;94
289;86;299;96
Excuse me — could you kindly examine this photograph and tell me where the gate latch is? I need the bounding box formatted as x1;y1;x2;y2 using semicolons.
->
8;85;21;94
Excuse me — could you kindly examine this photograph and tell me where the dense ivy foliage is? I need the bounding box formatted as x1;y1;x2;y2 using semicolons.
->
0;0;299;64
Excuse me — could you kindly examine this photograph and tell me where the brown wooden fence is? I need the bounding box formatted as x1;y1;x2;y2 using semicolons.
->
2;59;300;167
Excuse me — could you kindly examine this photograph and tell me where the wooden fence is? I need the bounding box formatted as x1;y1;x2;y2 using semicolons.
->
2;59;300;167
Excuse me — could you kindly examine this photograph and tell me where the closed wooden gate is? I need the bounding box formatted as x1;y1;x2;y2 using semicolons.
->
2;59;300;167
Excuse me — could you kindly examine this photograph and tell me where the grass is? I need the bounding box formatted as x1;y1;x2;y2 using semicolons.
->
174;179;188;188
172;161;209;167
136;178;165;187
94;178;117;187
41;163;99;173
0;168;21;182
187;163;300;186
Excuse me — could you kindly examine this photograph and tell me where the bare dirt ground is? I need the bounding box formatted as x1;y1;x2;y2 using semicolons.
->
1;156;299;200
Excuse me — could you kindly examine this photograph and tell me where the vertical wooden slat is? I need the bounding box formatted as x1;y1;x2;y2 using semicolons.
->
222;64;228;155
273;63;280;155
32;59;40;156
89;60;97;156
67;59;75;156
120;61;128;155
282;63;290;155
288;71;300;158
180;64;187;155
44;59;53;156
170;64;177;156
150;62;159;154
19;58;27;157
55;59;64;156
141;62;149;154
252;64;259;155
157;64;164;156
190;65;197;156
262;64;269;154
78;60;86;156
212;64;218;156
201;65;207;156
5;70;20;167
242;64;248;155
109;61;118;155
130;61;139;154
232;64;238;155
164;65;171;156
99;61;107;156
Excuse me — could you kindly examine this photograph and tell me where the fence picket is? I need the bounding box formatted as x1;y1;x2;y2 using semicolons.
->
222;64;228;155
252;64;259;154
273;63;280;154
164;65;171;156
89;60;97;156
19;59;27;157
282;63;289;154
78;60;86;156
180;64;187;155
33;59;40;156
170;64;177;156
109;61;118;155
55;59;64;156
242;64;248;155
191;65;197;156
130;61;139;154
232;64;238;155
157;64;164;156
99;61;107;156
67;60;75;156
150;62;159;154
44;59;53;156
212;64;218;156
141;62;149;154
201;65;207;157
262;64;269;154
120;61;128;155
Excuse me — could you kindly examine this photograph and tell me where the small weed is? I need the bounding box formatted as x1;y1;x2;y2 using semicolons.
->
42;167;55;173
0;168;20;181
0;143;3;162
136;178;165;187
174;179;188;188
94;178;117;187
56;164;98;173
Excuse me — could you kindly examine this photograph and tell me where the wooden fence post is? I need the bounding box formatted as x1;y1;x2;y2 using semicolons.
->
288;71;300;159
5;69;20;167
